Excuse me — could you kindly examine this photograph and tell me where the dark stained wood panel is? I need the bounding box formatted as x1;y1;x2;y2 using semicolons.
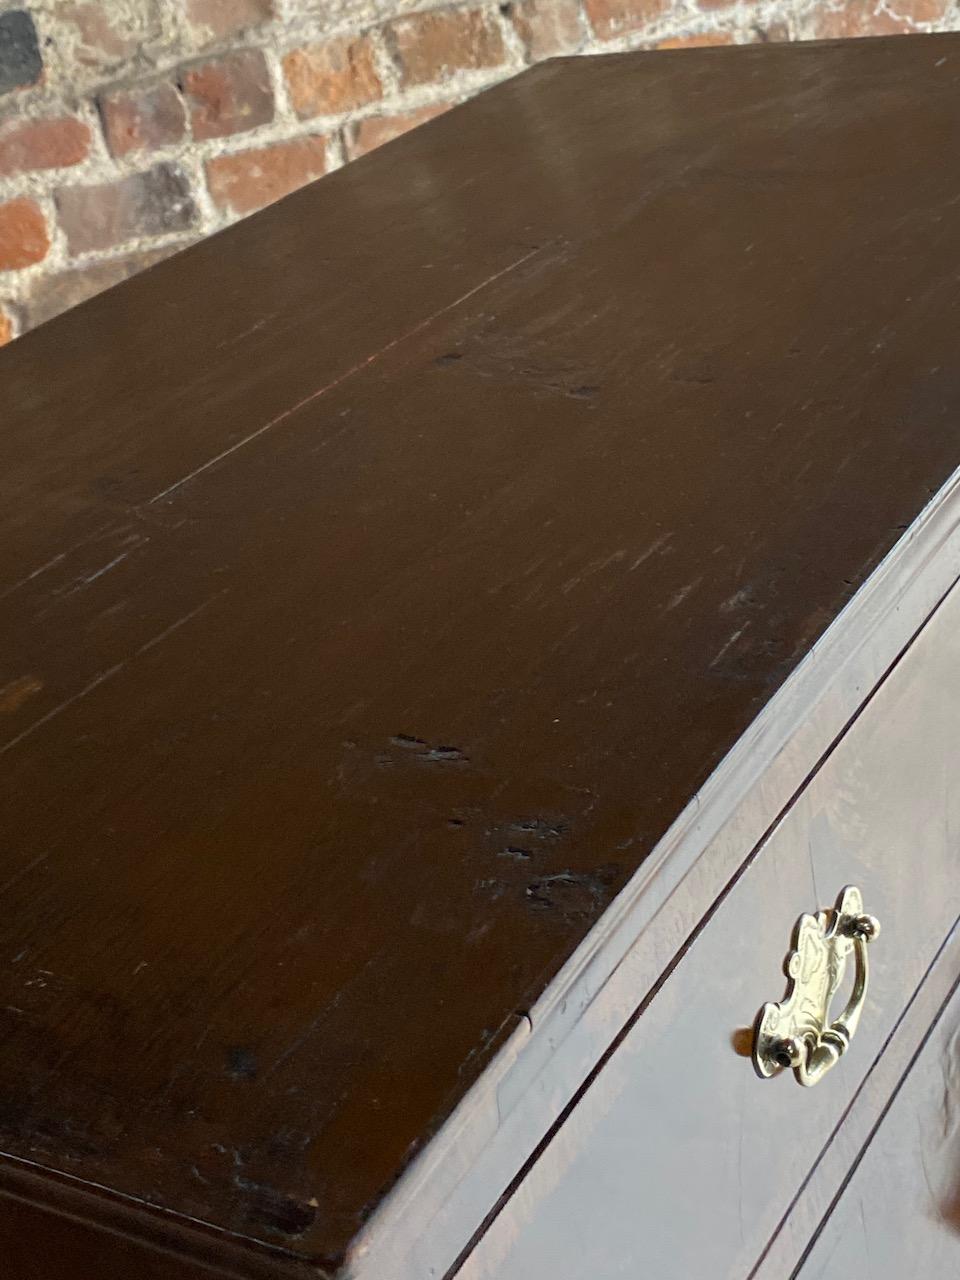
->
2;31;960;1272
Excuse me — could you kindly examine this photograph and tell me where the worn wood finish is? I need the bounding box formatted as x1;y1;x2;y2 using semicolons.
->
796;977;960;1279
3;31;960;1275
0;1194;229;1280
458;578;960;1280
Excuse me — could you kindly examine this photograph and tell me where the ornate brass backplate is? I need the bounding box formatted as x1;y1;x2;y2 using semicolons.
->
753;885;880;1087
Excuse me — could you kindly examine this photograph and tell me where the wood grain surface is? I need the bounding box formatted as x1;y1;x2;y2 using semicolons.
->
2;32;960;1273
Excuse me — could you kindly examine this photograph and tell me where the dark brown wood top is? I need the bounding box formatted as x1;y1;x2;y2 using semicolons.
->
2;31;960;1275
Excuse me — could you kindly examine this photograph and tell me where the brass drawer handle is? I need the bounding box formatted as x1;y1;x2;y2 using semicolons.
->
753;885;880;1087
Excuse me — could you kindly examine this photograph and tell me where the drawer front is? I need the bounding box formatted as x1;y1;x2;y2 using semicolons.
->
458;579;960;1280
797;970;960;1279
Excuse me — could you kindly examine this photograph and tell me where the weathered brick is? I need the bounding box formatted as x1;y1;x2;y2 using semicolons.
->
655;31;735;46
22;246;177;328
0;10;42;94
283;37;383;119
100;82;186;158
185;0;274;42
345;103;453;160
584;0;667;40
0;304;14;345
811;2;911;36
206;136;328;216
180;49;273;142
56;164;197;255
509;0;583;59
0;197;49;270
386;9;507;88
54;1;161;73
0;115;90;177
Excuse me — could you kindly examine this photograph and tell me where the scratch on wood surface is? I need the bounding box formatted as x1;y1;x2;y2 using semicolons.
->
663;577;703;613
52;553;133;605
0;521;134;603
560;548;626;594
709;627;746;668
217;315;273;348
77;552;129;585
263;950;385;1079
0;665;125;757
0;595;222;757
629;532;673;571
0;551;67;602
136;597;221;656
0;851;50;898
147;244;551;505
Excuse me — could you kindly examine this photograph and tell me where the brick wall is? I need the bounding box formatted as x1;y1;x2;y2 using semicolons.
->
0;0;955;343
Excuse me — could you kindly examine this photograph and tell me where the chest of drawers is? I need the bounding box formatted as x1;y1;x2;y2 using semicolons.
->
2;31;960;1280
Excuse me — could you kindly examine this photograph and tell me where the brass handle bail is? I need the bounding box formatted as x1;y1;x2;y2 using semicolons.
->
753;886;879;1087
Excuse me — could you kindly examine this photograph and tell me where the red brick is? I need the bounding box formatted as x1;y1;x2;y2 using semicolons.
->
0;305;14;345
56;164;197;255
584;0;667;40
812;1;912;36
206;136;328;216
180;49;273;141
283;37;383;120
509;0;583;59
99;82;186;158
0;116;90;177
345;103;454;160
385;9;507;88
655;31;734;46
185;0;273;42
0;198;49;270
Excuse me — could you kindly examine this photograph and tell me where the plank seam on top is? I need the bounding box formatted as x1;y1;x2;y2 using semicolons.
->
147;244;553;506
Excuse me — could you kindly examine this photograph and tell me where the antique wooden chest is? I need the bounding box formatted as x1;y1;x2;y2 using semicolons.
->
2;31;960;1280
